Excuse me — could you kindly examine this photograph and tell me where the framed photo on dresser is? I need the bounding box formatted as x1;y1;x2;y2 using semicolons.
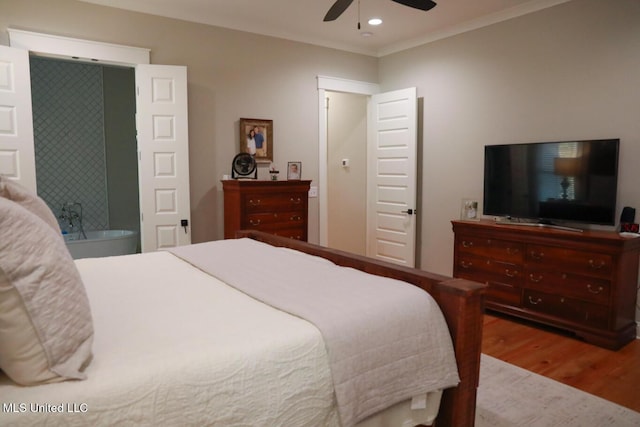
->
460;198;479;220
287;161;302;180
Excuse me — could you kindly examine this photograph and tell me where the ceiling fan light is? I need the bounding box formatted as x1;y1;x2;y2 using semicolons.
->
368;18;383;26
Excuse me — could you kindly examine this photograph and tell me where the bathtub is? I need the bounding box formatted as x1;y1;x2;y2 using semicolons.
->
64;230;139;259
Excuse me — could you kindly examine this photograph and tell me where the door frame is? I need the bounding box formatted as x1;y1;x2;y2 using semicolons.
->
6;30;192;251
316;75;379;246
8;29;150;66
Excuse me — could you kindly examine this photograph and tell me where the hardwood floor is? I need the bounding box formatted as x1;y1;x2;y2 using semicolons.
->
481;312;640;413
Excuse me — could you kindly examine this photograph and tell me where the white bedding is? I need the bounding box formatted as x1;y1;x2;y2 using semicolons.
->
0;251;339;426
0;247;445;426
170;239;459;426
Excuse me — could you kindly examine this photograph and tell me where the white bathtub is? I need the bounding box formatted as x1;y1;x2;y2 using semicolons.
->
64;230;139;259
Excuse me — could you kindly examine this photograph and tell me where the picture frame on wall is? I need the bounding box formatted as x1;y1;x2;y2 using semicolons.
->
287;161;302;180
460;198;479;221
239;118;273;163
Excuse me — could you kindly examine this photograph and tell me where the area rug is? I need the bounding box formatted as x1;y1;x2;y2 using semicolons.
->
476;354;640;426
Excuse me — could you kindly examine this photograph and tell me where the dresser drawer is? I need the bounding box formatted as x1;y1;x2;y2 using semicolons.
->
525;268;610;304
523;290;608;329
456;235;524;263
244;211;305;228
243;193;306;213
268;227;306;240
456;253;522;287
526;244;613;278
485;282;522;306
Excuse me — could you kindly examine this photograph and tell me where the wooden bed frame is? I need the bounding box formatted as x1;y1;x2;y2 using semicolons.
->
237;230;487;427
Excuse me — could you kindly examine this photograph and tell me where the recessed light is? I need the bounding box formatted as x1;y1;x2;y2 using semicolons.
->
368;18;382;26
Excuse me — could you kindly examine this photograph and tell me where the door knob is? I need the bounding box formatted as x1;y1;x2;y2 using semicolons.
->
401;209;417;215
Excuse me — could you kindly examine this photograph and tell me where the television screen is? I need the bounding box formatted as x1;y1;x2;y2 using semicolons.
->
483;139;620;226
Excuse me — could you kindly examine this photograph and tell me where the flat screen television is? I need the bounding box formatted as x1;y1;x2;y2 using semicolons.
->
483;138;620;226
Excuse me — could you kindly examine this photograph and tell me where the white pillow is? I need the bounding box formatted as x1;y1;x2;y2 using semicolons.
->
0;197;93;385
0;175;60;232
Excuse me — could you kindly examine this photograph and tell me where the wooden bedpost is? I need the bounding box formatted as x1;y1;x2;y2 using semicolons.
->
235;231;486;427
429;278;485;426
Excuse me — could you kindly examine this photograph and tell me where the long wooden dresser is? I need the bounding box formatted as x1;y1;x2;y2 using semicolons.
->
223;180;311;241
452;219;640;349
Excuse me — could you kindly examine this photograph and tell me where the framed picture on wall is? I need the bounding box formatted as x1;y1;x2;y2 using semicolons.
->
287;161;302;180
239;118;273;163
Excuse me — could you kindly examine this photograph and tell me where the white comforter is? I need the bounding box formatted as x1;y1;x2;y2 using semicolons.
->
0;251;339;426
169;239;460;427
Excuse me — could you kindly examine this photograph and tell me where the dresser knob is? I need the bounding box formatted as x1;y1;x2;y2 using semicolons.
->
588;259;606;269
460;261;473;269
249;219;261;226
290;197;302;204
249;199;261;206
528;296;542;305
462;240;473;248
587;284;604;294
505;269;518;278
529;274;543;283
530;251;544;260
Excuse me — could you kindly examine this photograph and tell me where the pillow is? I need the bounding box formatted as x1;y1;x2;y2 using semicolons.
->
0;197;93;385
0;175;60;232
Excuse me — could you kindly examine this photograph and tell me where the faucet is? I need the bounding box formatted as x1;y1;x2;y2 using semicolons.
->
59;202;87;240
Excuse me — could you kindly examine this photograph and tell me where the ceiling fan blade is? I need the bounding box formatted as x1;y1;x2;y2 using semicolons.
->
323;0;355;21
392;0;437;11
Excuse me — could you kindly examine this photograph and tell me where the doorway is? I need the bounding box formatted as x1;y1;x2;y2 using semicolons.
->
317;77;419;267
326;91;367;255
4;30;192;252
316;75;379;247
30;56;139;241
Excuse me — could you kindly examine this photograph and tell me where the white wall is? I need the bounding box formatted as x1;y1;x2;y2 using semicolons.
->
379;0;640;280
327;91;367;255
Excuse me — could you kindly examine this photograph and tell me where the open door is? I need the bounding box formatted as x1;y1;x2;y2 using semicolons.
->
0;45;36;191
366;87;418;267
136;64;191;251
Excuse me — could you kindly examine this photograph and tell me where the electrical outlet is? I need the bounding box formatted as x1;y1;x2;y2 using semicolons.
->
309;186;318;198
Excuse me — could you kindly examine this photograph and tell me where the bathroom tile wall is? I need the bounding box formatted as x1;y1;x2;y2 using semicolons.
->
30;56;109;231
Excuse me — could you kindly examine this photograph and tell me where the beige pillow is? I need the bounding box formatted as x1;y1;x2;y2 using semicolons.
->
0;175;60;232
0;197;93;385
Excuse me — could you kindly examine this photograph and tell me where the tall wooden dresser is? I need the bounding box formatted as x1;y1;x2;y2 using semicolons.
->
223;180;311;241
452;219;640;349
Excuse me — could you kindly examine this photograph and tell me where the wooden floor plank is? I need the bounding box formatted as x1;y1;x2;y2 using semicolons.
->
482;312;640;412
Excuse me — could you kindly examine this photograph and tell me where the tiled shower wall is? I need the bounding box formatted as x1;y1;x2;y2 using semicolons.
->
31;57;109;231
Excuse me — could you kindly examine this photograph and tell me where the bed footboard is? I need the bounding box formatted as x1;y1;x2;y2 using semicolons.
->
235;231;486;427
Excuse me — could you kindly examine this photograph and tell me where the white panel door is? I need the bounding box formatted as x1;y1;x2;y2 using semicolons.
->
136;64;191;252
0;45;36;191
366;87;417;267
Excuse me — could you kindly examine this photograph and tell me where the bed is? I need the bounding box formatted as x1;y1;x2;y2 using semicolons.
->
0;177;486;427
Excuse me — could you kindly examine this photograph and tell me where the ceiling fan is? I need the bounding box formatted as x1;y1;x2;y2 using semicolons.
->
324;0;437;22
